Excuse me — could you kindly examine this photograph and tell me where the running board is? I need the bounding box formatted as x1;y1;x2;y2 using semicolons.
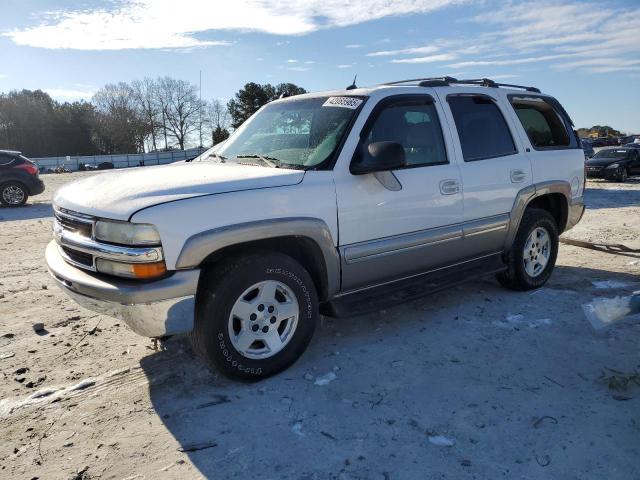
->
321;253;506;318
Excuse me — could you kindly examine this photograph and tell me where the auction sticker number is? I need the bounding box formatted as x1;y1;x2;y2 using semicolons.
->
322;97;363;109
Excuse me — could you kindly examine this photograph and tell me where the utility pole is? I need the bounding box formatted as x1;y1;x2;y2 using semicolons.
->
199;70;203;149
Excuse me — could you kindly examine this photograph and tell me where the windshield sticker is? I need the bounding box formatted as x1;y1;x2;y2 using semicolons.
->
323;97;363;109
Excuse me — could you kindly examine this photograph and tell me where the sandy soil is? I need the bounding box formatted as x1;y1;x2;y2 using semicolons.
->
0;172;639;480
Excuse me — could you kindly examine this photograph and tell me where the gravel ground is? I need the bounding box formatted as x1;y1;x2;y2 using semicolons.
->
0;172;639;480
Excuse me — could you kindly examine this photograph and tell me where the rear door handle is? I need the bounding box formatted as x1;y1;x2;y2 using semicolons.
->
510;169;527;183
439;179;460;195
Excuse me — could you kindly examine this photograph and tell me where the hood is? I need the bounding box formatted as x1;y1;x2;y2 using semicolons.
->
54;162;305;220
585;157;628;167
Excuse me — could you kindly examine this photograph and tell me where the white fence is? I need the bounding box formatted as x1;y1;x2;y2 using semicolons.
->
32;147;206;171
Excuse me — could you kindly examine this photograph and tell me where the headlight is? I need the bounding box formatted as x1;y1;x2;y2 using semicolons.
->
605;163;620;169
95;220;161;246
95;258;167;279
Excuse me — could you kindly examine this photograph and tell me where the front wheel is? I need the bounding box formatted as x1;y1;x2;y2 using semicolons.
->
191;252;318;381
497;208;559;291
0;182;28;207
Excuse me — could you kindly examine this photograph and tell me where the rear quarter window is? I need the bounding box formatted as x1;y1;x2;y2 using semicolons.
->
509;96;576;150
0;153;14;165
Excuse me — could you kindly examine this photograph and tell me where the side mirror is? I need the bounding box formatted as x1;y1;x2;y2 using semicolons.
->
351;141;406;175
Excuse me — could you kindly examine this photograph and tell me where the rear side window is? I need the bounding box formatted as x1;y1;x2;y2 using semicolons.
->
0;153;15;166
510;96;571;149
448;96;517;162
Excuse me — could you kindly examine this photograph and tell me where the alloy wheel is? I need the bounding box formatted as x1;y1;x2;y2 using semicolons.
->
523;227;551;277
228;280;299;359
2;185;25;205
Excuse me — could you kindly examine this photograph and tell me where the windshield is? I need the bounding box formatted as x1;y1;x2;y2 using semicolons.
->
196;96;363;169
593;149;632;159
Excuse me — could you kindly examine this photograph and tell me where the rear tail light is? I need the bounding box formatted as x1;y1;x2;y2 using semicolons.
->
15;161;39;176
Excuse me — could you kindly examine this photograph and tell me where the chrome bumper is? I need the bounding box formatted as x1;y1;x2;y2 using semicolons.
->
45;241;199;337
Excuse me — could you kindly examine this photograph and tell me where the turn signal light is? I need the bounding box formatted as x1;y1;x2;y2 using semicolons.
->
95;258;167;279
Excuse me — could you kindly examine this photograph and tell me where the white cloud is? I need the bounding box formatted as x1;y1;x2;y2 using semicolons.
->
367;45;439;57
448;53;576;69
44;88;96;101
553;57;640;73
4;0;468;50
391;53;457;64
461;1;640;74
484;74;519;80
286;66;311;72
287;59;298;63
337;64;353;68
0;73;6;79
345;44;363;48
304;60;315;64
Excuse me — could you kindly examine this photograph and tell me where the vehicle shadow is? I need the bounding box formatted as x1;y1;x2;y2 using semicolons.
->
140;264;639;478
585;183;640;209
0;202;53;222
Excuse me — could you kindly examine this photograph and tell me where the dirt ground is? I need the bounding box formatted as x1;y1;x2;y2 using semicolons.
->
1;172;639;480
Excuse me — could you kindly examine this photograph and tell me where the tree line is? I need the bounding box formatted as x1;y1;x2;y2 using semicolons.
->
0;79;306;157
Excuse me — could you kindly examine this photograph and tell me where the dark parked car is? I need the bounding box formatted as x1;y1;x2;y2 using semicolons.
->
624;142;640;149
581;139;594;158
585;147;640;182
80;161;114;171
0;150;45;206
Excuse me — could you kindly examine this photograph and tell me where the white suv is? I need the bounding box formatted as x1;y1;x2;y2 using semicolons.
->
46;77;585;380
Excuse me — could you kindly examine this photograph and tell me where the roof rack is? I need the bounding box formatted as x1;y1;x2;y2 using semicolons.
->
382;76;541;93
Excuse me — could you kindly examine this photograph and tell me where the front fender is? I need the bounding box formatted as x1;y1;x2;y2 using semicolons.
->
175;217;341;298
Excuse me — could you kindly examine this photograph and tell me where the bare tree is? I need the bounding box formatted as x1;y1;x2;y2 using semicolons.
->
93;82;146;153
207;99;231;144
131;78;160;152
157;77;202;150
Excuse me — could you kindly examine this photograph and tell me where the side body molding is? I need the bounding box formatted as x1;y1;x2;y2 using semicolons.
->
175;218;341;298
505;180;578;249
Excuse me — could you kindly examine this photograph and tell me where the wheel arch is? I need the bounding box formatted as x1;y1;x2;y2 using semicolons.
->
505;181;572;250
175;218;340;301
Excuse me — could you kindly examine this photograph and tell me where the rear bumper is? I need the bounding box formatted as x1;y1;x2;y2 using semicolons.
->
45;241;199;337
27;178;45;196
565;197;585;231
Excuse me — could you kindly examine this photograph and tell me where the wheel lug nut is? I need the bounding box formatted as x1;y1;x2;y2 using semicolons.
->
262;326;269;333
250;313;257;321
258;304;264;312
268;305;275;313
270;316;277;324
252;325;259;332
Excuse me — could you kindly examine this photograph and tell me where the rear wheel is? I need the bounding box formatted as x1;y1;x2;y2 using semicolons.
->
191;252;318;381
617;167;628;183
497;208;559;291
0;181;28;207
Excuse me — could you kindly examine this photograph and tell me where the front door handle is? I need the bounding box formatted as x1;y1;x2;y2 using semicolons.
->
439;179;460;195
510;169;527;183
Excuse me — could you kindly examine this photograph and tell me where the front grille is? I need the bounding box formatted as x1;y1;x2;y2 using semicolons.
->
54;207;96;271
62;246;94;268
55;213;92;237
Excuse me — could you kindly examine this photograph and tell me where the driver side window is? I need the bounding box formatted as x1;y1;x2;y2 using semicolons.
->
363;97;448;168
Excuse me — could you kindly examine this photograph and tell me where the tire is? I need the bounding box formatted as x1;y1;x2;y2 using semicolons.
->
497;208;559;291
0;181;28;207
191;251;318;381
618;168;628;183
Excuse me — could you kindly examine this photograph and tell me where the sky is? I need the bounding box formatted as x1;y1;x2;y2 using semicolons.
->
0;0;639;132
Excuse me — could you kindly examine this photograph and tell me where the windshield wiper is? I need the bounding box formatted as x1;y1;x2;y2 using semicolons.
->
235;154;280;168
188;152;227;163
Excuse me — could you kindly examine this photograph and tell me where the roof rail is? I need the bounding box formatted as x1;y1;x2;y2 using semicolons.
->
382;76;541;93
